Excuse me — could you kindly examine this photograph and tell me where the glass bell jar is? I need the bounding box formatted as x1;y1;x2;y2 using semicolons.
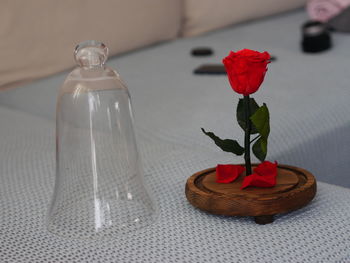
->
47;40;157;239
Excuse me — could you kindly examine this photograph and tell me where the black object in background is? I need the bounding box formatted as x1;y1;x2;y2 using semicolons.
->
270;56;277;62
302;21;332;53
191;47;213;56
194;64;226;74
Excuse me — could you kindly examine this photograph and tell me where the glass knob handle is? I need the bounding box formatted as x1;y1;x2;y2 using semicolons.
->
74;40;108;68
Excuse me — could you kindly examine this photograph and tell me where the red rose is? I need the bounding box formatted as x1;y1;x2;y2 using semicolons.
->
222;49;270;95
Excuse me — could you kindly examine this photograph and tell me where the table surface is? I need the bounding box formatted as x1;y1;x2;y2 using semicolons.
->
0;104;350;263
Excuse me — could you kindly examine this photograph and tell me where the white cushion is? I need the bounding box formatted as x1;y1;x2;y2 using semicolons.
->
0;0;182;89
181;0;306;37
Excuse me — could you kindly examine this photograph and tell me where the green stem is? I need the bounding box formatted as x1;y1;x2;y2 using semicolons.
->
244;95;252;176
250;135;260;144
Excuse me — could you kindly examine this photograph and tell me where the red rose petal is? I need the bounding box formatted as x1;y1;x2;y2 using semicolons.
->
240;174;254;189
241;173;277;189
216;164;245;184
240;161;278;189
254;161;278;177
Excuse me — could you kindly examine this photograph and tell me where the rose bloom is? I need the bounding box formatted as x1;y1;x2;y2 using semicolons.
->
222;49;270;96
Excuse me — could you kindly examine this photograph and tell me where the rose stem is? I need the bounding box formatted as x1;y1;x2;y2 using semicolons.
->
244;95;252;176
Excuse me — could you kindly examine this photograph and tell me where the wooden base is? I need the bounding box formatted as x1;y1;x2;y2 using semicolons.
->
185;164;317;224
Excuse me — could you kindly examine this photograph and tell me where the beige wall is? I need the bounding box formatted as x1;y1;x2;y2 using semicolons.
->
181;0;306;37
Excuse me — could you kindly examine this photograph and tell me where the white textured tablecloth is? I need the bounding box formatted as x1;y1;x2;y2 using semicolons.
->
0;106;349;263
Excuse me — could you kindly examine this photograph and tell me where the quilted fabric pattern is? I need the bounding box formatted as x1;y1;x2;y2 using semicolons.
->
0;107;349;262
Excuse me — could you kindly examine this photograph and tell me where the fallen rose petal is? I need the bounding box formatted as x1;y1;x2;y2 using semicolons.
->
240;161;278;189
254;161;278;177
241;173;277;189
216;164;245;183
241;174;254;189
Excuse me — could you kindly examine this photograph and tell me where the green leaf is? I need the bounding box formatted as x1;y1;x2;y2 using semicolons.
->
250;103;270;161
201;128;244;156
236;98;259;134
252;137;267;162
250;103;270;139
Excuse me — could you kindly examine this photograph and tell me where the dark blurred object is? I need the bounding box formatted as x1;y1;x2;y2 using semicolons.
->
270;56;277;62
328;6;350;32
191;47;213;56
194;64;226;74
301;21;332;53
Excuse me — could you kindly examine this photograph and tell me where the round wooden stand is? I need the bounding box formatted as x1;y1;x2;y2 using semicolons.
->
185;164;316;224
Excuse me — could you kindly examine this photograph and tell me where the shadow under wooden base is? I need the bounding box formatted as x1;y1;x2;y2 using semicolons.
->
185;164;317;224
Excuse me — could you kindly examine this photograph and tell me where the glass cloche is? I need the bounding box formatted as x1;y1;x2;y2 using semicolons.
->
47;40;157;239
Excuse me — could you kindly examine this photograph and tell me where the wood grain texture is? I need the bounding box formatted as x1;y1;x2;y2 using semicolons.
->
185;164;317;220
